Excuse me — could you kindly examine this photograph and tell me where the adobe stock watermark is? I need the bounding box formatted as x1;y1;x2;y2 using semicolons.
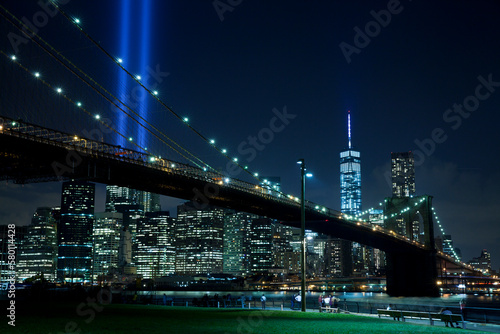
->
192;105;296;209
51;118;114;180
339;0;406;64
6;224;16;327
49;288;112;334
110;64;170;112
383;73;499;185
7;0;70;53
224;310;272;334
212;0;243;22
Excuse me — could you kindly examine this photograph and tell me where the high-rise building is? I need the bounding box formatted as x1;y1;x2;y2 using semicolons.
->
391;152;415;198
223;211;257;276
92;212;123;280
175;202;224;275
468;249;491;274
1;225;28;284
339;110;361;276
272;223;298;274
136;211;176;279
17;207;58;282
340;111;362;215
249;218;274;273
57;181;95;283
105;185;160;266
105;186;160;213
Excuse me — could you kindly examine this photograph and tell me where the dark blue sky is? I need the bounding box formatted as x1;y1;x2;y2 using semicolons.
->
1;0;499;269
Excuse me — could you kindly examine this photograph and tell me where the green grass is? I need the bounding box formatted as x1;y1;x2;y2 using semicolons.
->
0;303;489;334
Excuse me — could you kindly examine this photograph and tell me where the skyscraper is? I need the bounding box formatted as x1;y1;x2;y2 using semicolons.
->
391;152;415;198
340;111;362;215
17;207;58;282
223;211;257;275
175;202;224;275
136;211;176;279
249;218;274;273
105;186;160;215
57;181;95;283
92;212;123;280
339;110;361;276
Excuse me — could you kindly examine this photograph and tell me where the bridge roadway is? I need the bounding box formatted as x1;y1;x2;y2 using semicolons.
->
0;116;478;296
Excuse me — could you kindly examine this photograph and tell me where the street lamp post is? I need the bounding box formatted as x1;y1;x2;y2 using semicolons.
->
297;158;309;312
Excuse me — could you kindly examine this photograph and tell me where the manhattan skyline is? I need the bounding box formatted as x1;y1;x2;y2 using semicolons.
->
0;0;499;269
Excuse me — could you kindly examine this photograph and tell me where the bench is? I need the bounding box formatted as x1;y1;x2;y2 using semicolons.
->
377;309;466;329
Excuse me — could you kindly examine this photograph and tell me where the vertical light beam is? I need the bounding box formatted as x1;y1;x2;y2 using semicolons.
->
117;0;132;147
138;0;152;146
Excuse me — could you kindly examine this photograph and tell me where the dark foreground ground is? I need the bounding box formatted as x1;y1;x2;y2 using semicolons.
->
1;300;492;334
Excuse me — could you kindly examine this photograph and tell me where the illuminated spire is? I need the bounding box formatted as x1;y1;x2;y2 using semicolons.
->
348;110;352;149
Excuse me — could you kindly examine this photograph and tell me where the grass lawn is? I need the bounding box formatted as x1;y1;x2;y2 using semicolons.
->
1;303;488;334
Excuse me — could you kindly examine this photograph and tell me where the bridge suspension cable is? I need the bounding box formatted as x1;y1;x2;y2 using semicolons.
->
431;207;460;260
0;4;213;171
50;3;264;184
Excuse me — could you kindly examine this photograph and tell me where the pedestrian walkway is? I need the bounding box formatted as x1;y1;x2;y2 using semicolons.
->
249;305;500;333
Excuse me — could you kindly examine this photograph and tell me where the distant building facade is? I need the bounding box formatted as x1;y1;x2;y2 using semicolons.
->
57;181;95;283
92;212;123;280
136;211;176;279
223;211;257;275
17;207;58;282
175;202;224;275
391;151;415;198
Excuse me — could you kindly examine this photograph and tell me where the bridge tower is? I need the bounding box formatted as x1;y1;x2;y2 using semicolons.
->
383;195;439;296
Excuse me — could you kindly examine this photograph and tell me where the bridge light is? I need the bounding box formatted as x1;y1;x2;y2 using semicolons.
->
34;72;40;78
74;18;81;24
183;117;189;122
244;166;248;169
254;173;258;177
56;88;62;93
224;178;230;183
95;114;100;120
77;102;82;107
233;157;238;162
73;136;78;140
117;58;123;63
153;90;158;95
128;137;133;141
222;149;227;154
209;139;215;144
149;156;156;162
0;125;3;130
203;167;207;171
136;75;142;80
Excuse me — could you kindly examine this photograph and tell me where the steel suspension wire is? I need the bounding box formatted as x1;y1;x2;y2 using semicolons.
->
52;3;262;182
0;50;145;153
0;4;212;170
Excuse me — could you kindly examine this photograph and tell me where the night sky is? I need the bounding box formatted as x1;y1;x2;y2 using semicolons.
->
1;1;499;270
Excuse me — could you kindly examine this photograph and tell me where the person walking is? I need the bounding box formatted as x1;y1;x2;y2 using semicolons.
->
290;294;295;310
295;294;302;310
460;299;467;320
260;294;266;310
